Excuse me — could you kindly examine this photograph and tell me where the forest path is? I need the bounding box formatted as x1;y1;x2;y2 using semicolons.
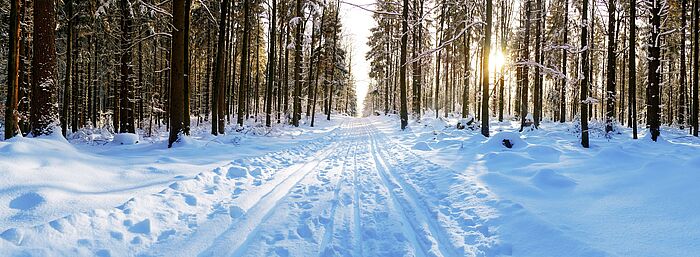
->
163;119;507;257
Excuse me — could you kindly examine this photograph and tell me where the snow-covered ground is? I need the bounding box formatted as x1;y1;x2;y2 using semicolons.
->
0;114;698;256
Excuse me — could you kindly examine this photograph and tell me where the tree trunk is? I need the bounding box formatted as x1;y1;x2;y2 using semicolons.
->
679;0;688;130
481;0;493;137
399;0;409;129
605;0;617;133
169;0;187;147
5;0;21;139
693;0;699;136
31;0;59;136
580;0;591;147
520;0;531;131
119;0;135;134
266;0;277;127
292;0;303;126
560;0;568;123
212;0;230;135
61;0;73;136
183;0;192;135
647;0;662;141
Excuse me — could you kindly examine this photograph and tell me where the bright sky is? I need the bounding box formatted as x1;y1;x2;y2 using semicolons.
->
339;0;375;114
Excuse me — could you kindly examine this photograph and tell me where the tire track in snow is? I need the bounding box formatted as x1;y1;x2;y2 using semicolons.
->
228;122;360;256
365;125;449;257
144;127;349;257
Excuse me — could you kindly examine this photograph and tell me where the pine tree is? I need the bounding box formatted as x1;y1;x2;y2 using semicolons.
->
399;0;409;129
30;0;59;136
169;0;188;147
4;0;21;139
580;0;591;148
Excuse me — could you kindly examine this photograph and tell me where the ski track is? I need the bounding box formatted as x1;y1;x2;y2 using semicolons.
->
2;119;514;257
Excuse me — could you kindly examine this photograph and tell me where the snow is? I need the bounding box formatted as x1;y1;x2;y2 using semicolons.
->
0;113;698;256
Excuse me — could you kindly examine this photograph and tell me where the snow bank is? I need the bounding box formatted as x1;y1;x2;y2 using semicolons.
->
112;133;139;145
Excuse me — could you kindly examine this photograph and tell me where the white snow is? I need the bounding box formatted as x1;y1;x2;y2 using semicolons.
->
0;114;698;256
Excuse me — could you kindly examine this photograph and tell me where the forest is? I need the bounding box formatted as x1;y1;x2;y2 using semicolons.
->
0;0;358;148
1;0;699;256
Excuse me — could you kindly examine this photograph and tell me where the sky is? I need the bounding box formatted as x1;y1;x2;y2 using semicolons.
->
339;0;375;114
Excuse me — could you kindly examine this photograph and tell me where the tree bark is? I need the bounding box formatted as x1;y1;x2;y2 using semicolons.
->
605;0;617;133
31;0;59;136
5;0;22;139
481;0;492;137
399;0;409;129
169;0;187;147
647;0;662;141
580;0;591;147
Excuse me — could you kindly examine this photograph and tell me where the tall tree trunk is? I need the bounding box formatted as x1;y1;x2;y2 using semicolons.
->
435;0;446;118
693;0;699;136
462;27;471;118
629;0;638;139
580;0;591;147
647;0;662;141
212;0;230;135
605;0;617;133
183;0;192;135
31;0;59;136
119;0;135;134
61;0;73;136
327;1;340;121
399;0;409;129
520;0;531;131
481;0;492;137
266;0;277;127
560;0;568;123
238;0;251;127
5;0;21;139
169;0;187;147
533;0;542;128
292;0;303;126
680;0;688;130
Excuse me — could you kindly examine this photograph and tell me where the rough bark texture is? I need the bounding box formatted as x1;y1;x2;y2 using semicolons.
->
30;0;59;136
5;0;22;139
580;0;590;148
169;0;186;147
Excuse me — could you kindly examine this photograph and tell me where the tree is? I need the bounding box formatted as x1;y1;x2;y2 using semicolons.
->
399;0;409;129
212;0;230;135
265;0;277;127
580;0;591;148
61;0;74;137
238;0;252;127
629;0;638;139
4;0;21;139
169;0;187;147
560;0;569;123
30;0;59;136
693;0;699;136
292;0;303;126
679;0;688;130
119;0;136;134
481;0;493;137
519;0;531;132
605;0;617;133
647;0;663;141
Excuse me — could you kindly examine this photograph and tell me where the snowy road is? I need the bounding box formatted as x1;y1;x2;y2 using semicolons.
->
143;120;504;257
1;120;510;256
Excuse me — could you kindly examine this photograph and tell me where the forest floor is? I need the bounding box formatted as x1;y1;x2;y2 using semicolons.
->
0;114;699;257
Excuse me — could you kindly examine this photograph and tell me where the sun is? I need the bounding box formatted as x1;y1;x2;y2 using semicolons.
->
489;49;506;73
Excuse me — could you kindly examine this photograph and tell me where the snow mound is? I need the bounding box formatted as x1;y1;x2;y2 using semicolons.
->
412;141;432;151
530;169;577;189
483;131;528;150
112;133;139;145
226;166;249;179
